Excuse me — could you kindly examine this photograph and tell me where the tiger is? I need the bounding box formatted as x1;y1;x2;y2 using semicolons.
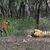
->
31;29;50;37
0;20;9;36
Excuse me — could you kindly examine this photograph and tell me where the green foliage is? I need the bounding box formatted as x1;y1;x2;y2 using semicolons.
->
39;17;50;31
7;17;36;33
26;47;33;50
1;16;50;36
0;16;36;36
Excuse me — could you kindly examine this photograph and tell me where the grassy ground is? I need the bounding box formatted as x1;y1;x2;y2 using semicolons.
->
0;16;50;36
0;16;36;36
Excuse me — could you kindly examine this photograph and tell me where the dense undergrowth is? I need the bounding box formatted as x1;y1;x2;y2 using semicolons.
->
0;16;50;36
39;17;50;31
0;16;36;36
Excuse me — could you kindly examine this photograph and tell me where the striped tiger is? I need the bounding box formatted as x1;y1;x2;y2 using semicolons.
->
31;29;50;37
0;20;9;36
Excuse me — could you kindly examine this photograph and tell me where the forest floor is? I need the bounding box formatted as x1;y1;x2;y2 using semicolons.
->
0;17;50;50
0;36;50;50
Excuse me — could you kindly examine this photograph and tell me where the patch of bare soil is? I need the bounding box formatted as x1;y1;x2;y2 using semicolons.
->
0;36;50;50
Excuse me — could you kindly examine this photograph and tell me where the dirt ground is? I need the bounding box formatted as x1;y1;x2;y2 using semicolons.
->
0;36;50;50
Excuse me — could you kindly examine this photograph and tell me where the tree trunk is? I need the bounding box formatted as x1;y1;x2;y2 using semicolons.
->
35;0;42;29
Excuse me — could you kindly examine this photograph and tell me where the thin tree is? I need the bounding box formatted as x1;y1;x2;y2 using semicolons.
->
34;0;47;29
45;0;48;17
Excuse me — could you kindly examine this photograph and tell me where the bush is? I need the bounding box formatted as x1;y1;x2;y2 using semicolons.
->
39;17;50;31
0;16;36;36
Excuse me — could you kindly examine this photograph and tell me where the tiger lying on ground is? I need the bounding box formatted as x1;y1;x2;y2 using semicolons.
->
31;29;50;37
0;20;9;36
